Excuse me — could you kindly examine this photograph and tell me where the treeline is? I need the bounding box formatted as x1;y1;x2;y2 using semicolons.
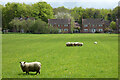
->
53;6;120;25
0;2;120;33
9;19;58;34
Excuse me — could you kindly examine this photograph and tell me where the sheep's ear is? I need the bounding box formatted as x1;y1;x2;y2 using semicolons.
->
24;62;26;64
19;62;21;63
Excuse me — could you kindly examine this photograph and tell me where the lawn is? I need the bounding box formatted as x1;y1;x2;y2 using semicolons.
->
2;34;118;78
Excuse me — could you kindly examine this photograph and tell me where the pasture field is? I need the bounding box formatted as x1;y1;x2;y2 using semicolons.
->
2;34;118;78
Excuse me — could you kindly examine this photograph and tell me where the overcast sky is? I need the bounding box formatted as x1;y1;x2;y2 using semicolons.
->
0;0;120;9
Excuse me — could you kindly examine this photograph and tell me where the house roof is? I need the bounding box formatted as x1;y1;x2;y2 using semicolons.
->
14;17;35;21
104;21;110;27
48;19;71;25
82;18;104;25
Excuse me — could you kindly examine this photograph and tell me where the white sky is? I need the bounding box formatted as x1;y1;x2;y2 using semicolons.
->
0;0;119;2
0;0;120;9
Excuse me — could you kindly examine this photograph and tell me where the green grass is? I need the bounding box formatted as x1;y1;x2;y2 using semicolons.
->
2;34;118;78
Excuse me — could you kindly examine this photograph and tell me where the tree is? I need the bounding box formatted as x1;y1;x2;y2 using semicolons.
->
111;6;120;21
53;6;70;15
32;2;54;22
110;21;116;30
0;4;3;28
2;2;33;30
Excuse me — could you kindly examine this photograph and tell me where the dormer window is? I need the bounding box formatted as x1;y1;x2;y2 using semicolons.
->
58;24;60;27
84;25;88;27
99;25;103;27
64;24;68;27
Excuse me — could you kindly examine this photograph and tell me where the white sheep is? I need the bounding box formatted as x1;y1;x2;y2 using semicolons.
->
20;61;41;75
77;42;83;46
66;42;71;46
94;42;97;44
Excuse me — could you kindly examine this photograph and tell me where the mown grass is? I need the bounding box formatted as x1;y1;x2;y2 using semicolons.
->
2;34;118;78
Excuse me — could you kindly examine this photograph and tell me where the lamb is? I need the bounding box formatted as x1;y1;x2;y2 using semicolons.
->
20;61;41;75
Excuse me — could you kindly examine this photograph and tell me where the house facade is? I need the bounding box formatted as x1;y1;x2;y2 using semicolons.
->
48;19;71;33
116;18;120;33
81;18;105;33
13;17;35;33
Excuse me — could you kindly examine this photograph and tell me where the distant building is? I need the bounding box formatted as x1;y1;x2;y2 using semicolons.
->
81;18;109;33
48;19;71;33
13;17;35;33
0;27;2;32
116;18;120;33
14;16;35;21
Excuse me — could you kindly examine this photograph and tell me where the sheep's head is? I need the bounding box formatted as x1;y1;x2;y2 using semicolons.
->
20;62;26;67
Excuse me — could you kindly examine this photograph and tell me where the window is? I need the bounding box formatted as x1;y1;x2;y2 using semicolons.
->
58;24;60;27
58;29;62;32
99;29;103;32
119;29;120;32
64;29;68;31
99;25;103;27
84;25;88;27
89;24;91;27
84;29;88;32
64;24;68;27
96;25;97;27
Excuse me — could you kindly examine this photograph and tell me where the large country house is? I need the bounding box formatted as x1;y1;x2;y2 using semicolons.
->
48;19;71;33
81;18;109;33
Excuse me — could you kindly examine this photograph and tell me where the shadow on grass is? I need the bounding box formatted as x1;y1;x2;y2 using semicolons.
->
18;73;37;76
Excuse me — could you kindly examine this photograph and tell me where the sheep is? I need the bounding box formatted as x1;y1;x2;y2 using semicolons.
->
66;42;83;46
66;42;71;46
20;61;41;75
74;42;79;46
77;43;83;46
71;42;75;46
94;42;97;44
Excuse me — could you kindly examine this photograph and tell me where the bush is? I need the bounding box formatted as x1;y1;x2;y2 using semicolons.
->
30;19;58;34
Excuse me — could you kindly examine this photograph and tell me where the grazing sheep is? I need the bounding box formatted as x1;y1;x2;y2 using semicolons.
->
94;42;97;44
69;42;74;46
74;42;79;46
66;42;83;46
77;43;83;46
20;61;41;75
66;42;71;46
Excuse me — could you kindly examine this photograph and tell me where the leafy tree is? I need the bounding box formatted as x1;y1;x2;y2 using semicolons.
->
53;6;70;15
111;6;120;21
0;4;3;28
110;21;116;30
2;2;33;30
32;2;54;22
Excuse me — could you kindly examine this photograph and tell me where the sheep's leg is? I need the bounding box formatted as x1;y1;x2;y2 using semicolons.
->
26;71;29;75
26;72;28;75
36;72;38;75
39;70;40;74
